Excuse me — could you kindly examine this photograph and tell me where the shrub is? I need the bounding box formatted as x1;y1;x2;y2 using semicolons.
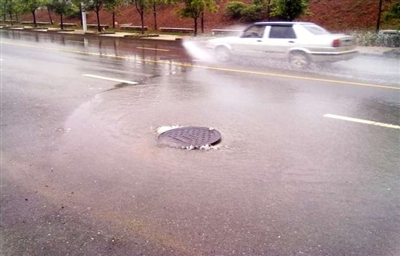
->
225;1;247;19
378;34;400;47
355;31;400;47
355;31;379;46
240;4;263;22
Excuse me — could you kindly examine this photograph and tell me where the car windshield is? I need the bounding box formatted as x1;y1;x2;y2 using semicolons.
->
303;24;330;35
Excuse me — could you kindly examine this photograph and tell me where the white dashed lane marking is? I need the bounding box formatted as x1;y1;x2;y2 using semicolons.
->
82;74;138;85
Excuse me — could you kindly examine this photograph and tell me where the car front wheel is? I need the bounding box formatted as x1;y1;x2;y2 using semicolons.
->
215;46;231;62
289;52;310;69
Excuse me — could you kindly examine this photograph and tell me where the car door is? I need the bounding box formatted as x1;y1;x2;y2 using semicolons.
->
261;25;298;59
230;25;268;57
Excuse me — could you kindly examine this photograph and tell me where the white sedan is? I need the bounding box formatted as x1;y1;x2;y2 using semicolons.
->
205;22;358;69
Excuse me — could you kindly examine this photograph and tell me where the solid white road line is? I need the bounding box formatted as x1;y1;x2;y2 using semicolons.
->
324;114;400;130
82;74;138;84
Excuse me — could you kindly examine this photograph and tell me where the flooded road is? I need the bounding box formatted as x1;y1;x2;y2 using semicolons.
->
1;30;400;256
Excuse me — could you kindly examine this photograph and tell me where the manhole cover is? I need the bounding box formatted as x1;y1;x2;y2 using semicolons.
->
158;126;221;149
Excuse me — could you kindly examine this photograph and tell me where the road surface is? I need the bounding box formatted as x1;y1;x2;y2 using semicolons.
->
1;31;400;256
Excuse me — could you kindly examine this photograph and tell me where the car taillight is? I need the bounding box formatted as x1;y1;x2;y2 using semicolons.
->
332;39;341;47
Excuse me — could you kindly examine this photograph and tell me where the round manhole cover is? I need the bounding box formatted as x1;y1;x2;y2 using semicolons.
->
158;126;221;149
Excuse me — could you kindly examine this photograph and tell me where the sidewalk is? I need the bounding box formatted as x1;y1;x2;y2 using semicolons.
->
2;26;185;41
2;26;399;57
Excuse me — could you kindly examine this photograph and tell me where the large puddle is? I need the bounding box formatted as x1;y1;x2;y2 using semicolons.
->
52;64;400;254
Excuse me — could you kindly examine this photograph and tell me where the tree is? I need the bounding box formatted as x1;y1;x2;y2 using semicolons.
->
225;1;246;19
1;0;23;24
104;0;123;28
1;0;15;24
0;0;5;21
376;0;395;32
1;0;12;23
49;0;77;29
13;0;23;21
240;4;263;21
129;0;149;34
269;0;308;21
385;0;400;20
178;0;218;36
150;0;163;30
77;0;106;32
21;0;48;27
45;4;54;24
70;0;81;25
88;0;105;32
265;0;270;20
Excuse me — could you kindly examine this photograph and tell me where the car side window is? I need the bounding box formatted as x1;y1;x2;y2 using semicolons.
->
241;25;265;38
269;26;297;39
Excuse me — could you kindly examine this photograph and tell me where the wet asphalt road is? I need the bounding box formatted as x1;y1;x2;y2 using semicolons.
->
1;30;400;256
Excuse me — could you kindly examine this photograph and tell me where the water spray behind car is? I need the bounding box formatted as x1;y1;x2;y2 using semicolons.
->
182;38;217;64
182;25;247;64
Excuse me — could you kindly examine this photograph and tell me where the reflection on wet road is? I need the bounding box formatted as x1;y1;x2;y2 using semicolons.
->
1;29;191;62
2;30;400;87
1;30;400;256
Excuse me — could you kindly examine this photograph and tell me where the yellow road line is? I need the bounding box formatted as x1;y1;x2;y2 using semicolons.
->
324;114;400;129
3;41;400;91
82;74;138;84
137;46;170;52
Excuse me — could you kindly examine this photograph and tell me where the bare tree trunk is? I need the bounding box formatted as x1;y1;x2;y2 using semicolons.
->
153;3;157;30
60;14;64;30
140;11;144;34
96;6;101;32
112;11;115;28
79;4;83;26
47;7;53;25
9;12;13;26
136;2;145;34
376;0;383;32
32;10;37;27
15;13;19;22
194;17;197;36
2;1;6;21
201;12;204;33
266;0;270;21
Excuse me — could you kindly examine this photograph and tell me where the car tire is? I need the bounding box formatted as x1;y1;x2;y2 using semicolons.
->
289;52;310;69
215;46;231;62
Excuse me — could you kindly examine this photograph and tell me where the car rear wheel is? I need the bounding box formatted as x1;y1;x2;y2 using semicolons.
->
215;47;231;62
289;52;310;69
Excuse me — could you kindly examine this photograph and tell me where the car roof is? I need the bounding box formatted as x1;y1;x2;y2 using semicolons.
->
254;21;316;26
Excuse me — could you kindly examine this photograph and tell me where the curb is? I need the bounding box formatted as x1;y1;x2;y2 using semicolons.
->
358;52;385;57
0;26;186;46
358;50;399;58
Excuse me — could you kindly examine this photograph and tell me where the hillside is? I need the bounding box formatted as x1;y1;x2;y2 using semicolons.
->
28;0;400;32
